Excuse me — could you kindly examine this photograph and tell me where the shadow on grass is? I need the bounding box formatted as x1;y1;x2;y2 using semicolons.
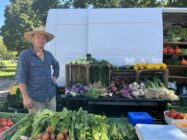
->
0;75;15;79
3;69;16;72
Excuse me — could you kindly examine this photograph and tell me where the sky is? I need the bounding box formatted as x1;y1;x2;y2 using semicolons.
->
0;0;10;28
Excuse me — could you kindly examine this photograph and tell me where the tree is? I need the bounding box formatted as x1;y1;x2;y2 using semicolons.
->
119;0;162;8
166;0;187;7
1;0;74;54
72;0;90;8
91;0;121;8
0;36;7;59
0;36;16;59
1;0;42;54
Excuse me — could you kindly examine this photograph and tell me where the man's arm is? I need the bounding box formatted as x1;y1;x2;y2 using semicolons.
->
19;83;33;109
51;55;60;83
15;52;33;109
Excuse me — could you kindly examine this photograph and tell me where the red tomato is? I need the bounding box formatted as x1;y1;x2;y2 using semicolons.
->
169;112;178;119
2;120;8;126
0;127;3;133
2;126;10;131
177;113;185;119
7;120;14;127
169;109;176;113
163;48;167;54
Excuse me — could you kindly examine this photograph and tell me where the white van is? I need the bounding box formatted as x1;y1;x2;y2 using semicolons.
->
45;8;187;86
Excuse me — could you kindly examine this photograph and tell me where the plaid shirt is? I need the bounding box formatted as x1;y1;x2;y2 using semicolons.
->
15;47;60;102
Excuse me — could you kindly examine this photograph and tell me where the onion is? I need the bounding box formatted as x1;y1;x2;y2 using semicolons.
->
36;133;43;139
46;126;53;133
42;132;49;140
57;133;64;140
50;133;55;140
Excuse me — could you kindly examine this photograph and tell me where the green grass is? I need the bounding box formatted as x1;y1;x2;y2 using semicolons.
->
0;60;17;78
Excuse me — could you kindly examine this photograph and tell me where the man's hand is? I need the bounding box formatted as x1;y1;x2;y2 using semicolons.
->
52;76;57;84
18;83;33;109
23;95;33;109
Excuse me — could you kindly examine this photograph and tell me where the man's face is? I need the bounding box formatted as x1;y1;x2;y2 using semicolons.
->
32;33;47;49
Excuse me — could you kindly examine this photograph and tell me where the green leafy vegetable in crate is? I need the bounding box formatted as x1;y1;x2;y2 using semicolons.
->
108;118;138;140
84;82;108;98
12;108;137;140
89;65;110;86
69;54;99;65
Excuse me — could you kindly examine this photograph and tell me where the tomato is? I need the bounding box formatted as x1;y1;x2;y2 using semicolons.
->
7;120;14;127
0;127;3;133
177;113;185;119
2;126;10;131
169;109;176;113
163;48;167;54
169;112;178;119
2;120;7;126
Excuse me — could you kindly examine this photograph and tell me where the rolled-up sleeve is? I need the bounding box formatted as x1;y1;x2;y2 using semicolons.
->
51;55;60;78
15;52;28;83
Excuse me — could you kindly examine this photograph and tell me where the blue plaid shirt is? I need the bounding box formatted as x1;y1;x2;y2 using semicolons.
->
15;47;60;102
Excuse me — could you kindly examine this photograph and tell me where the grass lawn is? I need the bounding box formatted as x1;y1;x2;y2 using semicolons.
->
0;60;17;78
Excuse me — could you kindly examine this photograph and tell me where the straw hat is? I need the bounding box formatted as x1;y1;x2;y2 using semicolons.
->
24;27;54;43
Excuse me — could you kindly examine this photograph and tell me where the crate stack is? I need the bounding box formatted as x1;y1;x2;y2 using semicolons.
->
65;64;111;86
66;64;168;86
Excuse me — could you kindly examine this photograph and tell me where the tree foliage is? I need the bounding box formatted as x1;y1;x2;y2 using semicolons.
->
0;36;16;59
166;0;187;7
1;0;42;53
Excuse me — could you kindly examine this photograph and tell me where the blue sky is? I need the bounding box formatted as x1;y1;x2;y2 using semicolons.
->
0;0;10;28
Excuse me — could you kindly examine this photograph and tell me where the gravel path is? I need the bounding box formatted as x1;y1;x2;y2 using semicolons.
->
0;78;15;91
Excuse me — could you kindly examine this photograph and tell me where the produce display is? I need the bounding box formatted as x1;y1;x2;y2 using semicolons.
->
65;84;89;97
65;77;179;101
133;63;167;70
163;45;187;65
89;64;110;86
69;54;111;66
163;45;182;54
68;55;111;86
181;49;187;55
180;58;187;65
145;79;179;100
164;109;185;120
0;117;14;133
11;108;137;140
69;54;98;65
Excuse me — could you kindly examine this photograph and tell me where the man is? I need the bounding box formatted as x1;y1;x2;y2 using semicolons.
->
16;27;60;114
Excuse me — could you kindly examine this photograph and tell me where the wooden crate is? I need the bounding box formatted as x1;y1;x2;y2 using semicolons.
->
136;69;168;86
109;69;168;86
65;64;110;86
109;69;137;85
